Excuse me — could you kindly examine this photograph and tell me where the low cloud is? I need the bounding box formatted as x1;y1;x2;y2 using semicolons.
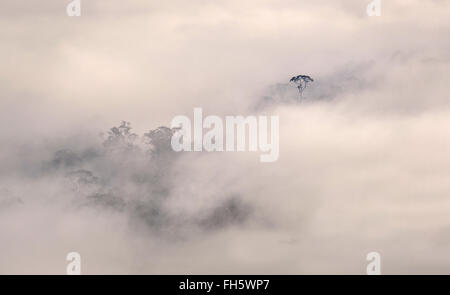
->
1;0;450;274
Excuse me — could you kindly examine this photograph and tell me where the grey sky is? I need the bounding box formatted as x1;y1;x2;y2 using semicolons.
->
1;0;450;274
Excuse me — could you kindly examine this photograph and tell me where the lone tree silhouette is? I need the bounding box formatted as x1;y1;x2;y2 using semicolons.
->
290;75;314;99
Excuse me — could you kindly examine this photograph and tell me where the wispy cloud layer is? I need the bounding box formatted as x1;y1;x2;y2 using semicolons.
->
1;0;450;274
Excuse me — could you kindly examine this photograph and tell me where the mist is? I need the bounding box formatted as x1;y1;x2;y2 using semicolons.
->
1;0;450;274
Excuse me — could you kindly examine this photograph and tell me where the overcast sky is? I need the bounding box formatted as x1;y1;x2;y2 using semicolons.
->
1;0;450;274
